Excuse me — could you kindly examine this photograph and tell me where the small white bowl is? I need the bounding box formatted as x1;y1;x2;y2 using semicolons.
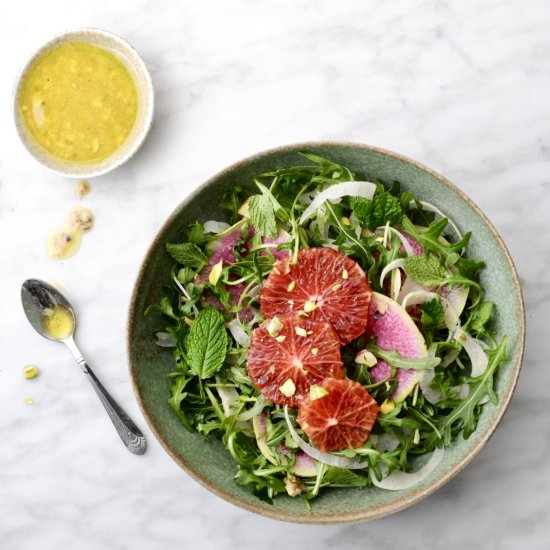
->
13;28;154;178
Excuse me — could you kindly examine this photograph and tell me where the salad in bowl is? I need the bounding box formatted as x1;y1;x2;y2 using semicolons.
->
145;152;508;507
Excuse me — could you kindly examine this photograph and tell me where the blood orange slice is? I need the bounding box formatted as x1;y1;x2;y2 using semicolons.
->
247;315;343;408
260;248;371;344
297;378;379;452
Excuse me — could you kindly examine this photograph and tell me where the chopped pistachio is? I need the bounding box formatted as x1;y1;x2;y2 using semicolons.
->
284;474;306;497
354;350;377;367
275;335;286;343
311;348;319;355
287;280;296;292
309;384;329;401
303;301;316;313
279;378;296;397
208;260;224;285
380;399;395;414
331;283;342;292
237;198;250;218
341;216;351;226
295;327;308;337
74;179;91;200
23;365;39;379
267;317;284;337
342;268;349;280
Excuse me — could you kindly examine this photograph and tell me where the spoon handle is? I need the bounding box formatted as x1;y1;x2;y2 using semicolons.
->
82;361;147;454
66;340;146;454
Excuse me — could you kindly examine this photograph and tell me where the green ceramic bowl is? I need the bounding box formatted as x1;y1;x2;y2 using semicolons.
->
128;142;524;524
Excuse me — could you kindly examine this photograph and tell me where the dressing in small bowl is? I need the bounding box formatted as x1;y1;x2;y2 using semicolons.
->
14;28;154;178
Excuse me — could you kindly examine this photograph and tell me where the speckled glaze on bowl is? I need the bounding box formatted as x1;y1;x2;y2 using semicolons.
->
13;28;154;178
127;142;524;524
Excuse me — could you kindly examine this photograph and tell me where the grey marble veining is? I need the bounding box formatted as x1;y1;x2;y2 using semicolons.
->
0;0;549;548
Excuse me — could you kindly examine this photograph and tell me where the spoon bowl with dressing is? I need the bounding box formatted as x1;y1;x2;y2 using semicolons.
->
21;279;146;454
13;28;154;178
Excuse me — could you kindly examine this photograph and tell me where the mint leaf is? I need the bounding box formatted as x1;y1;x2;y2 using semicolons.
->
166;243;208;269
421;298;445;328
403;255;448;287
464;301;494;337
350;196;371;219
187;307;228;379
352;191;403;230
249;194;277;239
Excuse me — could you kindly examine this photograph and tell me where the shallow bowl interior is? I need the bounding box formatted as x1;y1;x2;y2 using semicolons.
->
128;142;524;524
13;27;154;178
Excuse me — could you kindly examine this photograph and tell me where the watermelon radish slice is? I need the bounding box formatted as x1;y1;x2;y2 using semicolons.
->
262;229;291;260
252;413;317;477
366;292;428;402
197;220;247;283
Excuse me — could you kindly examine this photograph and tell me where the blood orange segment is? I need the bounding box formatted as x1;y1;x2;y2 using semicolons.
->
247;315;343;408
297;378;379;453
260;248;371;344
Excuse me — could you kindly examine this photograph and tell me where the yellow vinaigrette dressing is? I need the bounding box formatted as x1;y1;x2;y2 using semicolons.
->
18;41;138;163
42;305;74;339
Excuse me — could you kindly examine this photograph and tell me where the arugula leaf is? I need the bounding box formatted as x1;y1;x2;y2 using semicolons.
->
421;299;445;328
403;255;448;287
234;465;286;503
438;337;508;443
464;301;494;338
455;257;486;279
322;467;369;487
366;343;441;370
186;222;205;245
166;242;208;269
187;307;228;379
220;185;243;222
144;296;178;320
168;374;193;431
401;216;471;258
352;192;403;230
248;194;277;239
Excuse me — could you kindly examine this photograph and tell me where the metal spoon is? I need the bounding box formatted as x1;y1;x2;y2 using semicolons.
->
21;279;146;455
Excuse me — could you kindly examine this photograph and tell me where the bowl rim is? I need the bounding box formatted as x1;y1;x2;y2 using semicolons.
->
12;26;154;178
127;141;525;524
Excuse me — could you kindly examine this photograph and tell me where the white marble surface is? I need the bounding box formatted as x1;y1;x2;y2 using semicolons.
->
0;0;548;548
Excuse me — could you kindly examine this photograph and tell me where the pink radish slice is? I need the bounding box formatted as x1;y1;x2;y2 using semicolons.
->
366;292;428;402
